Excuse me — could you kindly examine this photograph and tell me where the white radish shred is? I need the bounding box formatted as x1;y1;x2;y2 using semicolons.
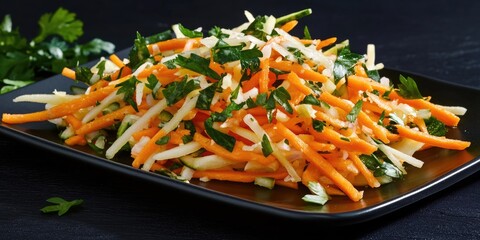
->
82;90;123;123
243;114;301;182
105;98;167;159
142;141;202;171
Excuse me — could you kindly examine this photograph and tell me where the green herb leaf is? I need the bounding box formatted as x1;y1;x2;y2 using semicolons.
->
40;197;83;216
174;54;221;80
162;76;199;106
208;26;229;39
128;32;150;70
312;119;326;132
300;94;321;106
144;30;173;44
155;136;171;145
204;118;236;152
271;86;293;114
359;153;403;178
346;100;363;123
261;134;273;157
74;66;93;83
178;24;203;38
196;81;220;110
116;76;140;111
34;8;83;43
212;40;243;64
424;116;447;136
242;16;269;41
396;74;423;99
333;46;364;83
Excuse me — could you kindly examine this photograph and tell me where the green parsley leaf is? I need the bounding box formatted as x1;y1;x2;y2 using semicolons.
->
128;32;150;70
424;116;447;136
242;16;269;41
287;47;304;64
300;94;321;106
261;134;273;157
0;8;115;94
271;86;293;114
396;74;423;99
40;197;83;216
174;54;221;80
359;153;403;179
34;8;83;43
333;46;364;83
239;48;263;76
182;120;197;144
177;24;203;38
312;119;326;132
162;76;199;106
146;74;159;90
204;118;236;152
144;30;173;44
116;76;140;111
196;81;220;110
74;66;93;83
346;100;363;123
155;136;171;145
208;26;229;39
212;40;243;64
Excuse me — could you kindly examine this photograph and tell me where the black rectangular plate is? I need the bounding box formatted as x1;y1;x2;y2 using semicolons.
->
1;65;479;226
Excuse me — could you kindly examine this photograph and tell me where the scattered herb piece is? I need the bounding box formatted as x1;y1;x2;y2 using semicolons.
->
40;197;83;216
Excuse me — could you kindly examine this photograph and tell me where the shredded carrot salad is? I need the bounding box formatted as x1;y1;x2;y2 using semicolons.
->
1;9;471;204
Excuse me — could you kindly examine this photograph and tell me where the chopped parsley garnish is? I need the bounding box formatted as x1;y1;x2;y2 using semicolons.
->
271;86;293;114
261;134;274;157
333;46;364;83
359;153;403;179
116;76;141;111
396;74;423;99
424;116;447;136
162;76;199;106
300;94;321;106
195;80;221;110
174;54;221;80
155;136;171;145
208;26;229;39
346;100;363;123
177;23;203;38
312;119;326;132
204;118;236;152
127;32;150;70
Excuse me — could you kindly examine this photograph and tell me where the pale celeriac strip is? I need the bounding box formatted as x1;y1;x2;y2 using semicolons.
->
82;90;123;123
105;98;167;159
243;113;301;182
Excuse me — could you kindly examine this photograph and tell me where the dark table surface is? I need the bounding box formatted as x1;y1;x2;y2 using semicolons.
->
2;0;480;239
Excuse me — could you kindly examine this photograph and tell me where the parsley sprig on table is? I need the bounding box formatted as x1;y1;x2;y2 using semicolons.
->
0;7;115;94
40;197;84;216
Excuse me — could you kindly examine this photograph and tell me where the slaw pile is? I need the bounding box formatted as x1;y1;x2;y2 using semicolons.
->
1;9;471;204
